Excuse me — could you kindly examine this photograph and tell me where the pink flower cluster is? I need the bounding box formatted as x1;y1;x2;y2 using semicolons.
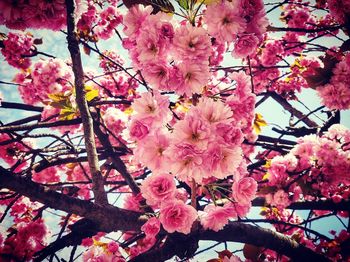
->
262;124;350;207
14;58;73;105
199;200;253;232
282;3;316;32
317;53;350;110
139;173;197;234
129;90;170;141
204;0;267;43
326;0;350;24
130;71;256;185
166;97;244;183
140;173;176;207
123;5;211;96
0;0;69;30
0;133;26;166
83;241;124;262
1;32;34;69
77;3;123;41
0;219;48;261
159;200;197;234
32;166;62;184
204;0;267;59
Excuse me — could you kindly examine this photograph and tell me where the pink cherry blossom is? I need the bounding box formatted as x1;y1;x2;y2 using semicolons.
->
199;205;232;232
159;200;197;234
140;173;176;207
172;24;211;62
318;83;350;110
141;217;161;237
132;91;169;124
133;130;171;172
232;34;260;58
107;241;120;253
1;32;34;69
193;97;233;126
129;118;151;141
172;114;211;149
171;62;210;96
271;189;291;208
204;1;246;43
232;177;258;204
205;144;242;180
123;4;152;38
95;6;122;40
142;62;171;90
165;142;204;183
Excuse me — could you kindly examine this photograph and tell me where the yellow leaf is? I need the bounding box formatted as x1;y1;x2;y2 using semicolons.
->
59;108;76;120
253;113;268;134
124;107;133;115
48;92;73;109
128;89;135;96
262;172;270;181
47;92;67;102
65;163;77;169
174;102;190;113
93;239;108;251
85;89;99;102
263;159;272;169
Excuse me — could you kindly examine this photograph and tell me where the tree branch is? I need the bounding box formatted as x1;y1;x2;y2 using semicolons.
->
93;122;141;195
200;222;330;262
1;101;44;112
65;0;108;205
252;197;350;211
0;118;82;132
270;92;318;127
0;166;145;233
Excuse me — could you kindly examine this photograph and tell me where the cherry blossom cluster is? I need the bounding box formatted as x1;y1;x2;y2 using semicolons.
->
82;236;124;262
0;219;49;261
1;32;34;69
246;1;341;97
205;0;267;58
77;1;123;41
0;0;72;30
122;2;267;97
14;58;73;105
0;133;27;166
261;124;350;208
317;53;350;110
326;0;350;24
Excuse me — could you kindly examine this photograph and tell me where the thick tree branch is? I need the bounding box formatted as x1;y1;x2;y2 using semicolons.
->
252;197;350;211
65;0;108;205
1;101;44;112
200;222;329;262
132;222;329;262
0;166;145;233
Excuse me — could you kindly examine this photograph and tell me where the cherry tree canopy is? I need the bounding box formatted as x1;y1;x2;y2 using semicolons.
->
0;0;350;261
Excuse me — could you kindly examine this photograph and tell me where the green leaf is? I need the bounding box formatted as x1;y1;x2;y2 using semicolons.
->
177;0;189;10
